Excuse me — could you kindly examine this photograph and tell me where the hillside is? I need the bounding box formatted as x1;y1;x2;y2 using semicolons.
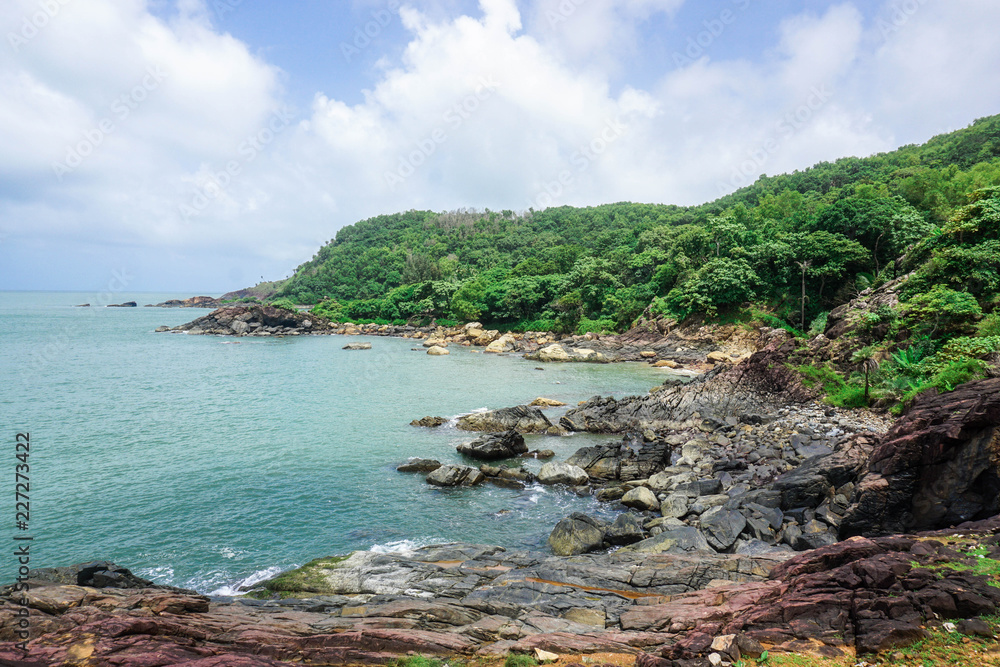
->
254;115;1000;412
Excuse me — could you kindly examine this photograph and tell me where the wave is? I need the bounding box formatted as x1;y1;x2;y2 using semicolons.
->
208;565;285;597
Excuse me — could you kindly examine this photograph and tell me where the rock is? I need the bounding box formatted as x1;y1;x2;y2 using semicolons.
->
343;342;372;350
535;344;571;362
427;346;450;355
698;507;747;551
652;359;680;368
660;494;689;519
842;378;1000;537
457;406;553;434
706;351;731;364
534;648;560;662
711;634;739;660
537;462;590;486
410;416;448;428
155;325;170;332
397;458;442;473
605;513;647;545
618;526;713;554
957;618;994;637
530;397;567;407
457;430;528;460
640;351;657;359
484;334;517;354
163;305;327;337
548;513;606;555
108;301;138;307
621;486;659;511
426;465;485;487
422;338;447;347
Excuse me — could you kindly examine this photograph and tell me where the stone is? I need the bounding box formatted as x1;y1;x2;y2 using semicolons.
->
706;351;731;364
842;378;1000;537
618;526;713;554
537;462;589;486
343;342;372;350
699;507;747;551
534;648;560;662
652;359;680;368
529;397;567;407
426;346;450;355
711;634;739;660
410;416;447;427
640;351;657;358
547;513;606;556
456;430;528;460
660;494;689;519
536;344;571;362
397;458;442;473
457;406;553;434
621;486;659;511
605;513;646;545
426;464;485;487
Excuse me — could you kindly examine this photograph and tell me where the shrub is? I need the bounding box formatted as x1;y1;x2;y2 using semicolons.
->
978;312;1000;337
269;297;298;312
505;655;539;667
808;311;829;337
575;318;617;335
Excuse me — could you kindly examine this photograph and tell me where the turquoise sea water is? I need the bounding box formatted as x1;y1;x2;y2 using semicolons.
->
0;292;669;594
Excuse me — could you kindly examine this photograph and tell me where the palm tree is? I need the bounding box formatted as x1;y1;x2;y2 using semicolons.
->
851;346;881;404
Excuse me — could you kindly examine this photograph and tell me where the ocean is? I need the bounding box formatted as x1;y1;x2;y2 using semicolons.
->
0;291;669;594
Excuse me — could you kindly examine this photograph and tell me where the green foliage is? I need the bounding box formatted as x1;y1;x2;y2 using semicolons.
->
254;115;1000;341
808;311;829;337
575;318;617;335
903;285;983;336
504;655;540;667
269;297;298;312
795;364;870;408
978;312;1000;337
388;656;445;667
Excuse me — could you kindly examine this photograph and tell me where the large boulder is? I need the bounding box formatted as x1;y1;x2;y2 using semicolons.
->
621;486;659;511
456;406;552;434
618;526;713;554
841;378;1000;537
456;430;528;460
604;513;647;545
565;435;673;482
698;507;747;551
537;461;590;486
547;513;607;555
426;465;485;487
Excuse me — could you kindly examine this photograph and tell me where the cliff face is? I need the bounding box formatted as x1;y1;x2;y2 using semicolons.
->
841;378;1000;537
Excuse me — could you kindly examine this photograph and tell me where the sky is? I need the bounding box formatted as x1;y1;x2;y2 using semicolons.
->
1;0;999;293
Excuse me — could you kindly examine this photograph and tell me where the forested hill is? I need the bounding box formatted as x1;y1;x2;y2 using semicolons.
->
267;114;1000;338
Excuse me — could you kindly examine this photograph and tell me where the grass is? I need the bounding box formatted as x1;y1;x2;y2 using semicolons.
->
793;363;870;408
388;657;446;667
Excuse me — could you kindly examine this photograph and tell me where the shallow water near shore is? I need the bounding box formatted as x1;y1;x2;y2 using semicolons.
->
0;292;673;594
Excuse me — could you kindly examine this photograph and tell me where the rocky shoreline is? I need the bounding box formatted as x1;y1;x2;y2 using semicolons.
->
7;310;1000;665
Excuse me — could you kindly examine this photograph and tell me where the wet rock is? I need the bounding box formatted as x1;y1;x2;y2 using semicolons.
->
537;462;590;486
397;458;442;473
343;342;372;350
426;465;485;487
457;430;528;460
530;397;567;407
457;406;553;434
410;416;448;428
548;514;607;555
427;345;450;356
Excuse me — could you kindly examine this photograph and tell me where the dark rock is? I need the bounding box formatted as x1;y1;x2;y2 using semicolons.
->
841;379;1000;537
699;507;746;551
605;513;647;545
548;513;607;555
457;430;528;460
410;416;448;427
957;618;994;637
426;465;485;487
108;301;137;307
343;342;372;350
397;458;442;473
619;526;713;554
457;406;553;434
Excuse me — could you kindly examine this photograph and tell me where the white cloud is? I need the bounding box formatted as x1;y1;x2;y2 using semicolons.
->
1;0;999;291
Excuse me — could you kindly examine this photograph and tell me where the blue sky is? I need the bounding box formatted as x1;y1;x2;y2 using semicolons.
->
1;0;998;292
